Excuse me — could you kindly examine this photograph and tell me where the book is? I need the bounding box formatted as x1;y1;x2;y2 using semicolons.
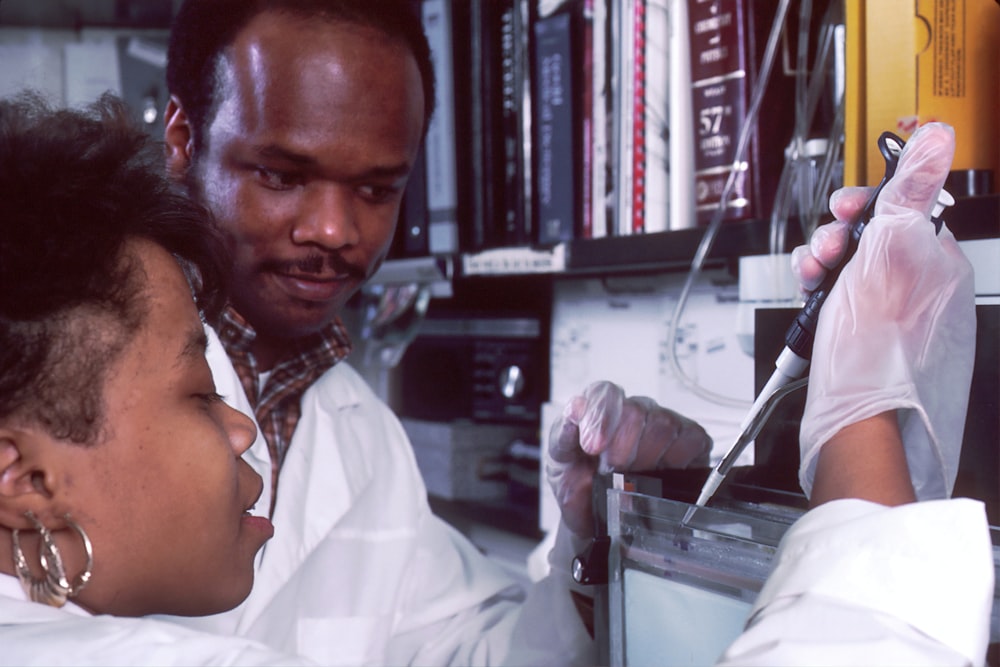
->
686;0;797;226
642;0;671;234
588;0;610;238
611;0;638;236
500;0;534;247
579;0;594;239
626;0;696;234
605;0;692;237
532;5;580;246
451;1;495;253
687;0;753;224
667;0;698;231
630;0;646;235
421;0;460;254
451;0;537;253
610;0;674;236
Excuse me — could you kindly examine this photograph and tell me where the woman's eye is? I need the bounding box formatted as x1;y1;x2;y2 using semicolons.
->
196;391;225;407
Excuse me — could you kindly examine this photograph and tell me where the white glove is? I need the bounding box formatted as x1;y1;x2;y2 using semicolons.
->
794;122;976;500
547;381;711;537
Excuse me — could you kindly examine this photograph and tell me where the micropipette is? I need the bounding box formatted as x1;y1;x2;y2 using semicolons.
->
683;130;953;524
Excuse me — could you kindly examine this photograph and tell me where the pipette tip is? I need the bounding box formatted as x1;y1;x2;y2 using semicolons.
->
680;470;724;526
680;505;698;526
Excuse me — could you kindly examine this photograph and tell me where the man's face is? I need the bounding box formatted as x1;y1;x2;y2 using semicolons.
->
167;13;425;350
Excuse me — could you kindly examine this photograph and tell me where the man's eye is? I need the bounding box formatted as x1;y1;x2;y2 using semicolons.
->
358;184;399;203
256;167;302;189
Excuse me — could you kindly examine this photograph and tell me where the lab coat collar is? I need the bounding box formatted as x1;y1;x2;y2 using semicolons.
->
0;573;91;620
236;362;375;630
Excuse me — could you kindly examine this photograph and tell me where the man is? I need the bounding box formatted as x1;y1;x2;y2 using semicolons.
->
160;1;709;664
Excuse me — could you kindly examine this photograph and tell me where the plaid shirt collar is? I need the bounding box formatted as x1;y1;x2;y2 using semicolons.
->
215;306;352;508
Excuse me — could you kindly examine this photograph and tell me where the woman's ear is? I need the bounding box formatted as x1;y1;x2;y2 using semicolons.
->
163;95;195;180
0;424;53;530
0;428;55;521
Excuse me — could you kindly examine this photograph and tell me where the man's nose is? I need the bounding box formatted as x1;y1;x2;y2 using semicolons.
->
290;183;361;249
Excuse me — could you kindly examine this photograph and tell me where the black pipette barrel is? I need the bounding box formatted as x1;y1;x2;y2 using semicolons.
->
783;131;905;361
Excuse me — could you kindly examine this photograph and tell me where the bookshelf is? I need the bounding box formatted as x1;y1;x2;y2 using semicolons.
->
392;0;838;271
390;0;999;285
390;194;999;284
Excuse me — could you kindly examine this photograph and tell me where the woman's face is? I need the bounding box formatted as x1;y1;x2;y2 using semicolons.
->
49;239;272;617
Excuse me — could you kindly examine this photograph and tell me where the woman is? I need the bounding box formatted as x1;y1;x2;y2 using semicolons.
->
0;92;311;665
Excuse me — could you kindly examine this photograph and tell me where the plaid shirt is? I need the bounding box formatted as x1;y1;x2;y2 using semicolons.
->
216;307;352;511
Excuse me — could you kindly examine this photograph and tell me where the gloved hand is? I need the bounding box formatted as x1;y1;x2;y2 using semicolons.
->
791;194;856;294
547;381;711;538
792;122;976;501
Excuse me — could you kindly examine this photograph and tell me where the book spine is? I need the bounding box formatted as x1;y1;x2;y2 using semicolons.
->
421;0;460;253
533;9;578;246
668;0;697;230
517;0;535;246
687;0;754;225
613;0;635;236
580;0;594;239
631;0;646;234
589;0;609;239
480;2;507;251
456;0;488;252
500;0;531;247
642;0;671;234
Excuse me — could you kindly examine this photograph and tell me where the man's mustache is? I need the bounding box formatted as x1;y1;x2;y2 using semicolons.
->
262;253;366;279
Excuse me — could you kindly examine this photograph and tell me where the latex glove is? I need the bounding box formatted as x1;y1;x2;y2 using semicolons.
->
793;122;976;501
791;188;867;293
547;381;711;538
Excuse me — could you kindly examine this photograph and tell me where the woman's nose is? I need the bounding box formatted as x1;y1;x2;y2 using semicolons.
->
225;403;258;457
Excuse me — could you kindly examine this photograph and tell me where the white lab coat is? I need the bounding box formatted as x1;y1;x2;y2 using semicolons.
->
0;497;989;666
161;327;595;666
718;497;994;666
0;575;313;667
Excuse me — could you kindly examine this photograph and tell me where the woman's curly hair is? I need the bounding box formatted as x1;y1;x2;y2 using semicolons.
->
0;91;228;444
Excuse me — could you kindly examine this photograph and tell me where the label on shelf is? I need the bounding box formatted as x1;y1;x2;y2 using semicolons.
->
462;244;567;275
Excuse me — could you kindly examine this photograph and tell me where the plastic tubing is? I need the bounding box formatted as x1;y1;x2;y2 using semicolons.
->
665;0;792;409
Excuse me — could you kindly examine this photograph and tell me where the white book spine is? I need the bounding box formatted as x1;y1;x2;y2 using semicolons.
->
614;0;636;236
644;0;671;234
590;0;609;238
668;0;696;230
422;0;459;254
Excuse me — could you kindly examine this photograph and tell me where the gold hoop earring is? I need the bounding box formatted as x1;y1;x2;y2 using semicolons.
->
11;511;93;608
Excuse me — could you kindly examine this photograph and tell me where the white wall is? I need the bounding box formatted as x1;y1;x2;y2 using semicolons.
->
0;27;168;115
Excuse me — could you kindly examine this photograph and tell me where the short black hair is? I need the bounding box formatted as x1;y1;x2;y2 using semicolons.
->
0;92;228;444
166;0;435;152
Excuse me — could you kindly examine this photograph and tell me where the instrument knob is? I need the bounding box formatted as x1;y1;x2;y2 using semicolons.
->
498;365;525;399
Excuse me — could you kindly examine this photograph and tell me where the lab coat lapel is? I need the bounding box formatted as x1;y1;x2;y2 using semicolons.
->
237;363;375;628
